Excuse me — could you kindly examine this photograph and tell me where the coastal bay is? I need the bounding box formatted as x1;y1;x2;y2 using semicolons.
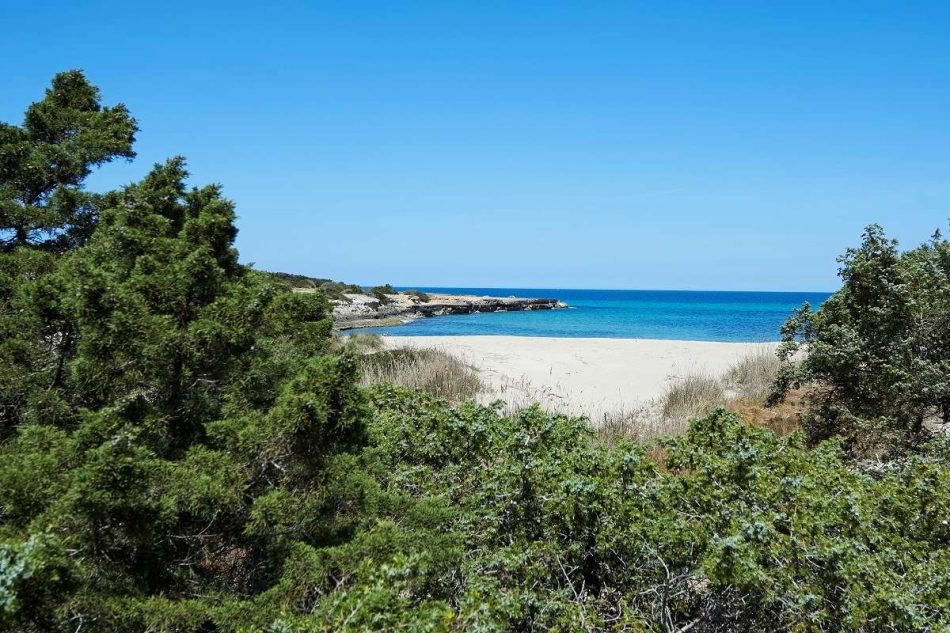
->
357;288;830;341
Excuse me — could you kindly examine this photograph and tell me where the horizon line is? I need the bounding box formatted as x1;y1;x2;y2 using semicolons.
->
381;284;835;295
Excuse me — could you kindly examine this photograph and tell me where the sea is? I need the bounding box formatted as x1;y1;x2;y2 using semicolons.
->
354;288;832;343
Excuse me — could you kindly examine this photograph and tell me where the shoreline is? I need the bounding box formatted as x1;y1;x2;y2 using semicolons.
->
331;291;567;330
373;333;779;345
379;335;776;419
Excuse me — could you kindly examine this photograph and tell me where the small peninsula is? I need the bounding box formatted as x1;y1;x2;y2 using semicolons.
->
268;273;567;329
328;289;567;329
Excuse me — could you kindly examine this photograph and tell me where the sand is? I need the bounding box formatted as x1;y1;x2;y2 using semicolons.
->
382;335;776;419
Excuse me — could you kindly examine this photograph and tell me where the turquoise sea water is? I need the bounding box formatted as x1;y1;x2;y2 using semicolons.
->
355;288;831;342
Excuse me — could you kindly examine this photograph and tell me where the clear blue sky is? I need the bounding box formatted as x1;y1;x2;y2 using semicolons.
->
4;2;949;291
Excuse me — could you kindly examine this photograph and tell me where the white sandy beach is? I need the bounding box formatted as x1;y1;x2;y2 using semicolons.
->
383;335;776;419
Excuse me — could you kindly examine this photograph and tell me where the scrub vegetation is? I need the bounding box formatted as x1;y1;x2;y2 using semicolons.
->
1;71;949;632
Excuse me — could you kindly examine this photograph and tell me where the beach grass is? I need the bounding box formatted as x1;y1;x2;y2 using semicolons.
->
724;343;783;402
660;373;725;423
597;346;796;443
366;339;801;443
359;347;485;402
333;332;386;354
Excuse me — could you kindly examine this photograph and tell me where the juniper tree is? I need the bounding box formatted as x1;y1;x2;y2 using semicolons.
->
0;71;137;432
0;75;370;630
774;224;950;454
0;70;137;251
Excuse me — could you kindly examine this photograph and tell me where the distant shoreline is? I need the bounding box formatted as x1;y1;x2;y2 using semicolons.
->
329;290;567;330
346;287;829;341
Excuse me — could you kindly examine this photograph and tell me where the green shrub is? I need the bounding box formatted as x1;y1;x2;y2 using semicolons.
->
774;225;950;455
357;390;950;630
0;73;370;631
264;272;363;301
370;284;396;305
403;289;431;302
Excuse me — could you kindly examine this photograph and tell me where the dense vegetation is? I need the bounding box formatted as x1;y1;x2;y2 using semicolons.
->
1;72;948;632
774;225;950;456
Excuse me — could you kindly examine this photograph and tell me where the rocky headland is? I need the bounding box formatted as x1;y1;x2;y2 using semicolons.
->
325;290;567;329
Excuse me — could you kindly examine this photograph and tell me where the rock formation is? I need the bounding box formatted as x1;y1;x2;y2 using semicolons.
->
324;291;567;329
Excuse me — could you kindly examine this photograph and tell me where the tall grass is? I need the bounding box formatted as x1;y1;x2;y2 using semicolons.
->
596;346;790;444
333;333;385;354
724;344;782;402
360;348;485;402
660;373;725;423
595;406;686;446
357;342;794;443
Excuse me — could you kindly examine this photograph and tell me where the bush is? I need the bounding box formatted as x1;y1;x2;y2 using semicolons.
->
370;284;396;305
0;74;370;631
264;272;363;300
403;289;431;302
774;225;950;454
357;390;950;630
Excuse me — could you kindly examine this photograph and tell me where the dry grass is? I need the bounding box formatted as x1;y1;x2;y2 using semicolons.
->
494;375;574;418
729;389;808;437
595;346;801;444
724;344;783;402
358;342;800;443
334;333;385;354
359;347;485;402
595;408;687;446
660;373;726;424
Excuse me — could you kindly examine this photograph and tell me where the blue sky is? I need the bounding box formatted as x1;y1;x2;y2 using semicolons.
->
4;1;949;291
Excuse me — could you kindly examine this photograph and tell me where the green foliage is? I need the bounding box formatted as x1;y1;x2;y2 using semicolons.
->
0;74;369;631
774;224;950;454
403;289;431;302
356;392;950;630
0;70;137;251
0;533;72;629
370;284;396;305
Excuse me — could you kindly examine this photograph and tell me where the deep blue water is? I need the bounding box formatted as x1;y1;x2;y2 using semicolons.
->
355;288;831;342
